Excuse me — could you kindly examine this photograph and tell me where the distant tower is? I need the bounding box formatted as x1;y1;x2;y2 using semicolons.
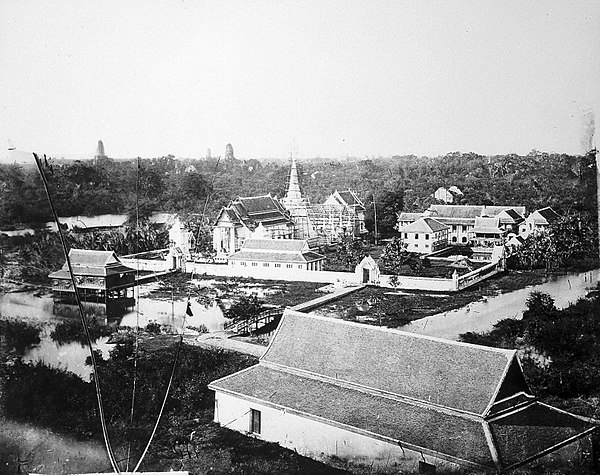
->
281;155;316;240
206;148;212;159
94;140;107;161
225;143;234;160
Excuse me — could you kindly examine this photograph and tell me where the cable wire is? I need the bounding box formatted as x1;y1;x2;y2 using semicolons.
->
33;153;122;474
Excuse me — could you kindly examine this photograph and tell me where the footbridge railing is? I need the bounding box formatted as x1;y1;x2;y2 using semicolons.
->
224;307;285;335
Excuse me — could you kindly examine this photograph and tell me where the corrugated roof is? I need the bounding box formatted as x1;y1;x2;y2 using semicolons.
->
261;311;517;415
399;217;449;233
426;205;485;220
210;364;496;468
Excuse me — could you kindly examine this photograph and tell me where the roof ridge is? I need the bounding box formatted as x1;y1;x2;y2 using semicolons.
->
260;361;483;420
284;310;516;357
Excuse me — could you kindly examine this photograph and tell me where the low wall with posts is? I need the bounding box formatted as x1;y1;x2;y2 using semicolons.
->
456;261;502;290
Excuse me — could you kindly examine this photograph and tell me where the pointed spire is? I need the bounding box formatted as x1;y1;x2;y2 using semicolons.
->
285;155;302;200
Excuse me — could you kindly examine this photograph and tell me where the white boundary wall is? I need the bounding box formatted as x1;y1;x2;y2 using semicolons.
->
121;258;502;292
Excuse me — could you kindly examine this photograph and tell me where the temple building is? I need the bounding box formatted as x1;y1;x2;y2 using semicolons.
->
308;190;367;244
212;194;295;260
280;156;316;241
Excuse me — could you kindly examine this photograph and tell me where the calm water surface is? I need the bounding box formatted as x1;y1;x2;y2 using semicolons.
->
0;282;227;378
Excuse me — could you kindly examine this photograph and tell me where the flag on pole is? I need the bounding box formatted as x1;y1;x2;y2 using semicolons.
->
186;301;193;317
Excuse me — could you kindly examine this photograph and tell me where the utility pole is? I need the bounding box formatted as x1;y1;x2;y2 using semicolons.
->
593;148;600;261
373;197;378;246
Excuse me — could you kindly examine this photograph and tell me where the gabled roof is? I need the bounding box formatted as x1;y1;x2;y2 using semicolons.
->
472;217;505;234
325;190;365;211
211;364;498;469
48;249;135;278
396;212;423;222
260;311;524;416
210;310;596;471
426;205;485;220
399;217;449;234
529;207;560;225
483;206;526;218
495;208;525;224
214;194;294;229
228;239;325;263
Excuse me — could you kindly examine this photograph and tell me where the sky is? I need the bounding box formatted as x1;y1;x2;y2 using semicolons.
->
0;0;599;161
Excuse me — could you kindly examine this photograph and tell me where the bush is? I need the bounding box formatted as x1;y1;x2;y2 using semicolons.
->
50;317;112;345
0;318;41;352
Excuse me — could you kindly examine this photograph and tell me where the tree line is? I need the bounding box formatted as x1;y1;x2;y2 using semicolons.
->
0;150;596;236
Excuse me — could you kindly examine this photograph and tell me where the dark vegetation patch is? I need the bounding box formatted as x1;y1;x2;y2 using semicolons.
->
0;318;41;352
50;316;113;345
0;340;349;473
460;288;600;414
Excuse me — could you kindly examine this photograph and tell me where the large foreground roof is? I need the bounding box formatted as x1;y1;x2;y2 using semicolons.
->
210;310;596;471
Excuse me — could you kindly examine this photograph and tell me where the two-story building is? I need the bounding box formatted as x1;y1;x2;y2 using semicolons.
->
398;217;450;254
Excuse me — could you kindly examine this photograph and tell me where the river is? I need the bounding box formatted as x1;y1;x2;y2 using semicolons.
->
403;268;599;340
0;281;227;379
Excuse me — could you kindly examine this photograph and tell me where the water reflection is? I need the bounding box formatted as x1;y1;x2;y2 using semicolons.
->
1;282;228;377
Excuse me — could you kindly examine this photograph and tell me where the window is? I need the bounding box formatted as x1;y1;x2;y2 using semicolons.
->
297;265;303;269
275;263;281;268
414;244;418;248
286;264;293;268
415;233;419;239
250;408;261;434
263;263;269;267
425;244;429;248
425;234;429;240
452;225;456;231
404;233;408;239
241;262;247;266
251;262;258;267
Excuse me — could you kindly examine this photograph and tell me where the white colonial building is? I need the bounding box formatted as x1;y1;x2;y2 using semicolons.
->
228;238;325;272
398;217;450;254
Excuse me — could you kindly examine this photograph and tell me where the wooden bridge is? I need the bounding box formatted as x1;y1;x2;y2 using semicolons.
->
224;307;285;335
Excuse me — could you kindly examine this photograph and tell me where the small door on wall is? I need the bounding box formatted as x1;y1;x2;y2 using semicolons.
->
363;268;370;283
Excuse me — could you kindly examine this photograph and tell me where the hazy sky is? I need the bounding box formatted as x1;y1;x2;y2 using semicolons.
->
1;1;598;160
